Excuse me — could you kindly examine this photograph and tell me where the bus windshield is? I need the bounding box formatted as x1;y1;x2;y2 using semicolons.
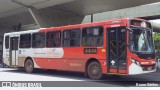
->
129;27;154;53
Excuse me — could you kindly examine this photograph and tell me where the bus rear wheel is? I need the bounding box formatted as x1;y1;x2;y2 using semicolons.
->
24;59;34;73
87;61;102;80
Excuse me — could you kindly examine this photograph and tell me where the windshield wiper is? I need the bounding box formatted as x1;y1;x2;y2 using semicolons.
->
126;28;133;32
130;26;150;31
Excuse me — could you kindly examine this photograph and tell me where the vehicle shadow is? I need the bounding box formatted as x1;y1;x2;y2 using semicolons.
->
1;68;159;87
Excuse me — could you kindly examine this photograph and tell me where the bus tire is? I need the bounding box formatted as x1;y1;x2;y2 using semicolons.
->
87;61;102;80
24;59;34;73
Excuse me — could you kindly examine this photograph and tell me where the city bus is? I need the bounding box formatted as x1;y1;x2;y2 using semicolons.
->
3;18;156;80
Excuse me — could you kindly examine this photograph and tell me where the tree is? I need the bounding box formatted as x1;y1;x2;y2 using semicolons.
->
153;33;160;59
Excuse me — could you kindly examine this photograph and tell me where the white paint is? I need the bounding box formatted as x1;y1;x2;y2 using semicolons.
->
111;60;115;66
3;29;40;66
11;51;16;65
17;47;64;68
3;29;65;68
129;63;156;75
33;48;64;58
129;63;143;75
18;48;64;59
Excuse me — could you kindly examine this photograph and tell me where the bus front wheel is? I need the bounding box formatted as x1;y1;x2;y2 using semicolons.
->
24;59;34;73
87;61;103;80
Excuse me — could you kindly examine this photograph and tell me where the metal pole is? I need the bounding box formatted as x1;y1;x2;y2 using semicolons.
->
91;14;93;23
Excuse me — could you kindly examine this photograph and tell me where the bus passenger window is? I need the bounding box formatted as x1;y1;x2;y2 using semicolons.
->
20;34;31;48
63;29;81;47
32;33;45;48
5;36;9;49
46;31;61;47
82;26;103;46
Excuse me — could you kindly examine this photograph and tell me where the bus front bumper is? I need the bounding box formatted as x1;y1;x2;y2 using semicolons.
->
128;63;156;75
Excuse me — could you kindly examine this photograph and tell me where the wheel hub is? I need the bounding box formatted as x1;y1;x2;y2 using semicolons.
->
92;65;100;74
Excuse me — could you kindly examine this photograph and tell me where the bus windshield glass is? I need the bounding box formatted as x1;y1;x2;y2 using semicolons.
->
129;27;154;53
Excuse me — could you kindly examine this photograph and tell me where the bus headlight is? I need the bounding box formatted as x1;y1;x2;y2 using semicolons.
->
131;58;140;66
131;58;135;63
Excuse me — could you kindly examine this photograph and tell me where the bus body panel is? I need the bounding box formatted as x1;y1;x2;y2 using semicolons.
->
2;18;156;76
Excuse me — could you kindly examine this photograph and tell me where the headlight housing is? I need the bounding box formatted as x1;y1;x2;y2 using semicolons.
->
131;58;140;66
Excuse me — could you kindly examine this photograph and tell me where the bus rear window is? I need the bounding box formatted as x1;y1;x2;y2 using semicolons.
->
5;36;9;49
20;34;31;48
82;26;103;46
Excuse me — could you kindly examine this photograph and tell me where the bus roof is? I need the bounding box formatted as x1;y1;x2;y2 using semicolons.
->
4;18;147;36
39;18;130;32
4;29;43;36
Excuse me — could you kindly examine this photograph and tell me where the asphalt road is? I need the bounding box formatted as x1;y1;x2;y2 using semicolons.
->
0;68;160;87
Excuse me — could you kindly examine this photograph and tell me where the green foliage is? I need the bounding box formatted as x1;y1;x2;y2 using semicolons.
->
153;33;160;58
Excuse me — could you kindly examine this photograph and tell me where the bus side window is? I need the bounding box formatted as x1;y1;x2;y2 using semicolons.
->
82;26;103;46
63;29;81;47
20;34;31;48
5;36;9;49
32;32;45;48
46;31;61;47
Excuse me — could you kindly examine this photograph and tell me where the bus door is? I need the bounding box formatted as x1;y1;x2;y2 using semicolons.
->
10;37;19;66
107;27;127;74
